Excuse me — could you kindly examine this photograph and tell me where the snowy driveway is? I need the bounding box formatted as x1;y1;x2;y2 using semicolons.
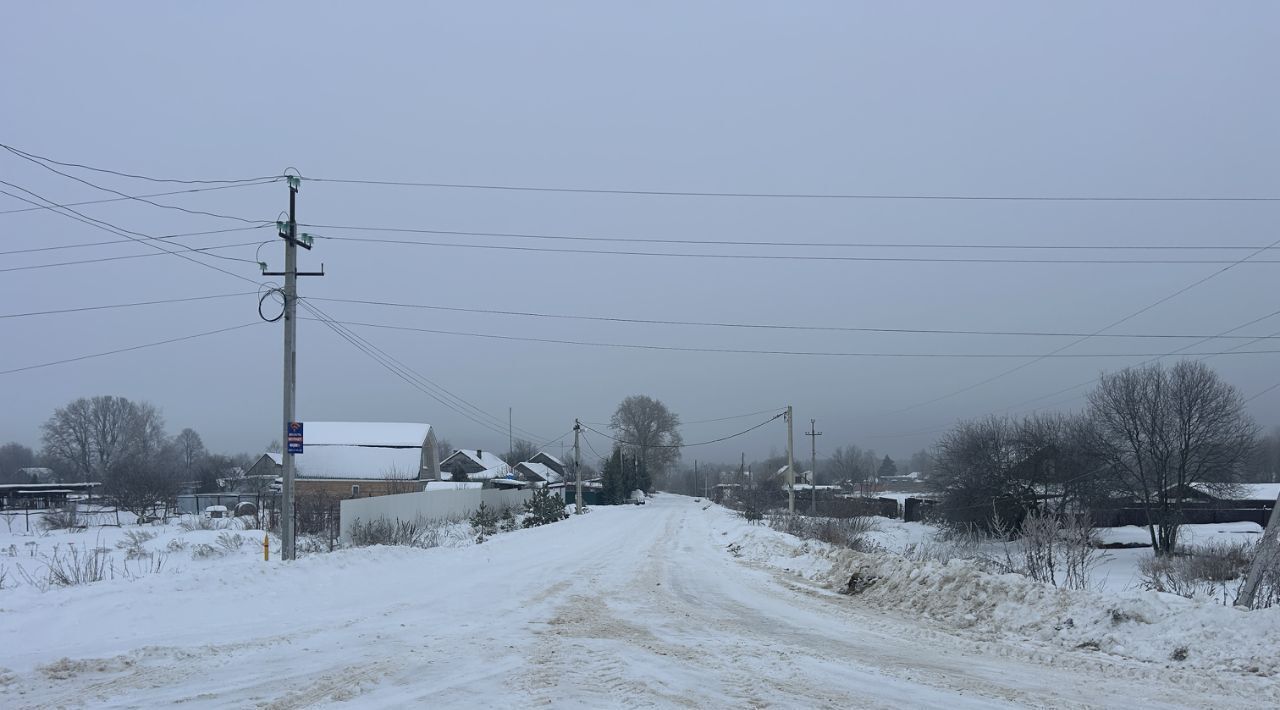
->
2;495;1272;708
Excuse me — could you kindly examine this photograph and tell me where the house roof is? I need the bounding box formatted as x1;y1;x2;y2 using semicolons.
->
266;453;283;466
1237;483;1280;501
516;461;562;483
295;445;424;480
533;451;564;467
303;422;432;447
443;449;508;470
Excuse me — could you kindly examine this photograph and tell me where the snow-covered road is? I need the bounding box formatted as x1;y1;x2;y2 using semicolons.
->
2;495;1272;708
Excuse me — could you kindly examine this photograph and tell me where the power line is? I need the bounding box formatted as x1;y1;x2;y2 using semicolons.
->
0;322;262;376
304;177;1280;202
301;316;1280;359
580;407;786;428
581;414;784;450
0;181;278;217
305;295;1280;341
0;225;270;256
2;145;270;225
0;291;255;320
0;143;281;185
297;300;548;442
885;234;1280;415
0;180;267;286
310;233;1280;264
865;308;1280;440
0;240;268;273
301;222;1276;252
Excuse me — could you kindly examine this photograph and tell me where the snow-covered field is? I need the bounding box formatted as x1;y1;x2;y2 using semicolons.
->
2;496;1277;708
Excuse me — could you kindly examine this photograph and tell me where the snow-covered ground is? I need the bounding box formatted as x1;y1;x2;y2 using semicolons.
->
1;496;1277;708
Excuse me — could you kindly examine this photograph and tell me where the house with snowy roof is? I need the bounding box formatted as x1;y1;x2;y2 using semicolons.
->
245;422;440;499
439;449;514;482
528;452;567;478
515;461;562;485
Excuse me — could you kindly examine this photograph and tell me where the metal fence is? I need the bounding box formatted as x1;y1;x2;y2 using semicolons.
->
339;488;532;543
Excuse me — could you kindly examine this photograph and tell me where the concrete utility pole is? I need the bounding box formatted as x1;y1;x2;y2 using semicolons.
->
694;460;698;497
805;419;822;514
508;407;513;459
1236;490;1280;607
786;405;795;514
262;176;322;561
573;419;583;514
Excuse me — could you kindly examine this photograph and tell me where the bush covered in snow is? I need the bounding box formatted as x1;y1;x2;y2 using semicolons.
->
766;514;878;552
347;516;446;548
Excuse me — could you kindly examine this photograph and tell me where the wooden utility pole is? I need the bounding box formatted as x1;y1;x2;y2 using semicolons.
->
1237;491;1280;607
573;419;583;514
805;419;822;514
786;405;795;514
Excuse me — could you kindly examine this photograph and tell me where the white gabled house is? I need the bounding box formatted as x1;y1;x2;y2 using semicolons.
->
439;449;514;481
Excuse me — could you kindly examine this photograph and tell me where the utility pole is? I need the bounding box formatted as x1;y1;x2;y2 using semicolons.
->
694;460;698;498
1237;490;1280;607
805;419;822;514
508;407;513;459
262;175;322;561
573;419;583;514
786;405;795;514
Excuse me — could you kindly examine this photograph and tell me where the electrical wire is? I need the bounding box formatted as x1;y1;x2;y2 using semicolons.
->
581;413;785;450
0;180;267;286
298;299;548;442
3;145;271;225
301;222;1277;252
0;240;269;273
309;233;1280;265
885;234;1280;415
304;296;1280;341
0;143;281;185
0;291;255;320
0;322;263;376
0;225;271;256
295;316;1280;359
303;177;1280;202
0;181;278;217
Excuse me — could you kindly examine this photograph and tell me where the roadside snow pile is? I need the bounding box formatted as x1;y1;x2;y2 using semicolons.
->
838;553;1280;676
715;511;1280;677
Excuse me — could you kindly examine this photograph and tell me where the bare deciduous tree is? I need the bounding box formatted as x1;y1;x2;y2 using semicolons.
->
502;438;539;466
41;396;167;482
0;442;36;483
610;395;682;485
1088;361;1256;555
172;428;206;479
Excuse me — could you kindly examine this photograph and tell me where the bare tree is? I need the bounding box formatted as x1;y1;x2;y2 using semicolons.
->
931;415;1028;530
41;396;166;482
1088;361;1256;555
0;442;36;483
824;445;868;486
502;438;539;466
105;449;182;522
610;395;682;485
172;428;206;479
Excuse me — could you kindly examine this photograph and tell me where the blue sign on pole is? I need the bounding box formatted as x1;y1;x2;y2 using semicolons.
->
287;421;303;454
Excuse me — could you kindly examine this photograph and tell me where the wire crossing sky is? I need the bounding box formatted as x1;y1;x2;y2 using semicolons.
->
1;2;1276;463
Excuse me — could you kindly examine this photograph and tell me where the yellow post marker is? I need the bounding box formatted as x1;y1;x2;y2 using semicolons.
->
263;533;270;561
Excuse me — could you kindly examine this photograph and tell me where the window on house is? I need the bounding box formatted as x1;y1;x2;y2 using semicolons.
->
351;484;360;497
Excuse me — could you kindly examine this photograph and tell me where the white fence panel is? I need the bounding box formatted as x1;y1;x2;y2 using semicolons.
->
339;488;531;543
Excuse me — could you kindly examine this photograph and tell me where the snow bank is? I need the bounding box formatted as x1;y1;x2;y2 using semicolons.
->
714;510;1280;677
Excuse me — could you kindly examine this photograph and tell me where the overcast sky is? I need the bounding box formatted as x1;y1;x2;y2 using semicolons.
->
2;2;1277;468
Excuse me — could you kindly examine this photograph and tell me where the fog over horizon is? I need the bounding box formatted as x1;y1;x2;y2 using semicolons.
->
3;2;1278;470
